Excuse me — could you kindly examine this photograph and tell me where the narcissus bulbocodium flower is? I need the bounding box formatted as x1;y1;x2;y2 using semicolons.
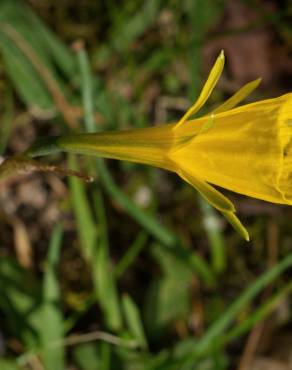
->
26;51;292;241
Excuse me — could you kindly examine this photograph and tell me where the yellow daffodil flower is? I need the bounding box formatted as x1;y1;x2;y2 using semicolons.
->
25;51;292;241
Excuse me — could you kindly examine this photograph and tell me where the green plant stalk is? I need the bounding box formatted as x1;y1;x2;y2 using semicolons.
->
77;46;122;331
41;223;65;370
114;232;148;278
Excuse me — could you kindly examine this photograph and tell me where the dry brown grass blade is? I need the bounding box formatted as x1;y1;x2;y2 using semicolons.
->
0;155;93;185
1;24;79;128
11;216;33;268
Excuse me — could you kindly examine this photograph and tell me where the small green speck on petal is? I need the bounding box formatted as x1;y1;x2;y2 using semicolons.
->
198;113;215;134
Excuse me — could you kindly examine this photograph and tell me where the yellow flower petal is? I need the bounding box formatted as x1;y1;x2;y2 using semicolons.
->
179;168;235;212
212;78;261;114
171;93;292;206
222;211;250;241
175;50;225;129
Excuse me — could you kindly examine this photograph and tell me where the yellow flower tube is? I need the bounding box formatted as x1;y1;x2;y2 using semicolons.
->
25;51;292;241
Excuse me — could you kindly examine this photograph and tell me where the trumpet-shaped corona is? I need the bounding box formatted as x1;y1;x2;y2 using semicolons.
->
25;51;292;241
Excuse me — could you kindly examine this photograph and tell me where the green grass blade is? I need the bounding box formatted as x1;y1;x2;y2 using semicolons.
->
0;258;39;348
122;294;148;350
0;0;75;79
100;342;111;370
199;198;226;274
92;190;122;331
69;155;96;261
115;232;148;278
223;281;292;343
96;163;177;247
73;343;100;370
183;253;292;363
0;359;21;370
78;46;122;331
0;29;53;110
19;2;76;77
0;87;14;155
112;0;162;52
77;47;95;133
40;223;65;370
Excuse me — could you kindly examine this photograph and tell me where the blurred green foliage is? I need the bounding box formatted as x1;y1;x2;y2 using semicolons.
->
0;0;292;369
